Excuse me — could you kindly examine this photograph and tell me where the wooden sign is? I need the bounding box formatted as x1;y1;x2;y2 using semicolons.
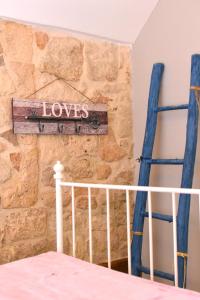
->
12;99;108;135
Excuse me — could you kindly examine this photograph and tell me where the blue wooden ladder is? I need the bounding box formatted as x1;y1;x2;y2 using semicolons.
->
131;54;200;288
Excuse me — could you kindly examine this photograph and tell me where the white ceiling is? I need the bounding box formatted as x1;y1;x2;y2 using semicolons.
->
0;0;159;43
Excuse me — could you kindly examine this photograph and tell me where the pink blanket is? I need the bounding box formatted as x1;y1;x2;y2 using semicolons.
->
0;252;199;300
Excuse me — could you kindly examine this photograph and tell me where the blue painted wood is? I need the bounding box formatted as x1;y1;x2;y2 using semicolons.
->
144;158;184;165
177;54;200;288
131;54;199;288
156;104;189;112
131;63;164;276
143;211;173;222
138;266;174;281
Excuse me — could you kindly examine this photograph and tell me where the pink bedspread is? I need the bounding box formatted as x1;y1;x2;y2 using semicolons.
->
0;252;199;300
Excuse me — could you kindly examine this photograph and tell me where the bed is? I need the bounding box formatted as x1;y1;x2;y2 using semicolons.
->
0;251;199;300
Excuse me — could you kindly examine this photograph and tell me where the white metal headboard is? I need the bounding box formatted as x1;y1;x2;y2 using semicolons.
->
53;161;200;287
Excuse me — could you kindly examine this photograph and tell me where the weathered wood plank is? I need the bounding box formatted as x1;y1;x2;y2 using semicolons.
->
13;121;108;135
12;111;108;124
12;98;108;135
13;99;107;111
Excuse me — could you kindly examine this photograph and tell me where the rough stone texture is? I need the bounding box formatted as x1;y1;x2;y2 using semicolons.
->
0;159;11;183
7;62;35;97
75;195;97;210
0;43;3;54
0;21;33;63
10;153;21;171
0;142;6;153
0;66;15;96
0;55;5;66
0;98;13;129
0;238;48;264
40;188;55;208
0;19;134;265
4;208;47;242
0;130;18;146
114;170;134;185
98;131;126;162
1;148;39;209
96;163;112;180
85;41;119;81
70;158;93;179
41;167;54;187
35;31;49;50
39;37;83;81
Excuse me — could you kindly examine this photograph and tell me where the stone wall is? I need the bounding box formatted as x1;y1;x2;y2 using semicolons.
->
0;19;134;264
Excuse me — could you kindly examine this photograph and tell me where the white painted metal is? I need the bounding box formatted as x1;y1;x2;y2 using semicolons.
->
172;192;178;287
71;186;76;257
88;187;93;263
60;181;200;195
53;161;64;253
126;190;131;275
147;191;154;281
106;188;111;269
54;162;200;284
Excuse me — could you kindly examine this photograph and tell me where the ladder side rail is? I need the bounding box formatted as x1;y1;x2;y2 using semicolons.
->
177;54;200;288
131;63;164;276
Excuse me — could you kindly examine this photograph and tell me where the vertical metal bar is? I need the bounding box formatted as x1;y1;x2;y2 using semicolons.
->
172;192;178;287
126;189;131;275
88;187;93;263
71;186;76;257
106;188;111;269
147;191;154;281
54;161;64;253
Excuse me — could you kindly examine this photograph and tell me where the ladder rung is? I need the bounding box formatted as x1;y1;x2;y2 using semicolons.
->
138;265;174;281
144;158;184;165
156;104;189;112
143;212;173;222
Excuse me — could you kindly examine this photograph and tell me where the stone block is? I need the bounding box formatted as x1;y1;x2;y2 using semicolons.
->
41;166;54;187
114;170;134;185
0;159;11;183
0;55;5;66
40;188;55;208
1;148;38;208
17;135;37;146
10;152;21;171
0;141;6;153
0;129;18;146
0;43;3;54
35;31;49;50
98;132;126;162
0;66;15;96
96;163;112;180
70;158;93;179
1;21;33;63
92;230;107;263
7;62;35;97
0;238;48;264
5;208;47;242
76;195;97;210
14;238;48;259
40;36;83;80
68;136;98;157
85;41;118;81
